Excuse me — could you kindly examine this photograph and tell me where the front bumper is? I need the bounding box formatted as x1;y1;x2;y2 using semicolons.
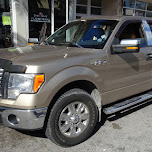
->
0;107;47;130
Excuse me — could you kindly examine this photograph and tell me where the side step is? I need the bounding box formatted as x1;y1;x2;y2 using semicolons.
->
103;91;152;115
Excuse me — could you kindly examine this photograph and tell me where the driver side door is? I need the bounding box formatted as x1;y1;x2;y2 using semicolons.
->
106;20;152;104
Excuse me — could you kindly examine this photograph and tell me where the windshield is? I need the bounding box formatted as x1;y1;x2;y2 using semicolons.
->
46;19;118;49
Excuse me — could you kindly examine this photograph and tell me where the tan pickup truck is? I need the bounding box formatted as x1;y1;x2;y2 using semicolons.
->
0;16;152;147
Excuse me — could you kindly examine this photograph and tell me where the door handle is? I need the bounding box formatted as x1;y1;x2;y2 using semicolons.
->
147;54;152;60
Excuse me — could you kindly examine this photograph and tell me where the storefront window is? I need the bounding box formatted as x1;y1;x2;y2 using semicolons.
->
91;0;102;15
123;0;152;17
76;0;102;17
54;0;66;31
135;1;146;10
77;0;87;5
28;0;51;42
76;0;87;16
91;7;102;15
147;3;152;11
135;10;145;16
91;0;102;7
76;6;87;14
123;8;134;16
146;12;152;17
0;0;12;48
123;0;135;8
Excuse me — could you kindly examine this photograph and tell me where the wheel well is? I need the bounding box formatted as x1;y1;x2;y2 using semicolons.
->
43;80;99;129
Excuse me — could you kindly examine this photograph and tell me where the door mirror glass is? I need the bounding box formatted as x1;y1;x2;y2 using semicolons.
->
120;39;140;45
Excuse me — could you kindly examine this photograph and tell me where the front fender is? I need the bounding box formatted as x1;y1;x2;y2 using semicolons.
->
39;66;104;108
0;66;104;109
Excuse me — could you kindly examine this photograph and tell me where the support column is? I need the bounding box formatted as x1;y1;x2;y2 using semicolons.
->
51;0;54;34
102;0;122;16
69;0;76;22
66;0;69;24
11;0;29;47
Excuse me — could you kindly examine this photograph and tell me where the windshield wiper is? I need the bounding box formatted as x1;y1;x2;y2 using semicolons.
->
44;40;50;45
40;40;50;45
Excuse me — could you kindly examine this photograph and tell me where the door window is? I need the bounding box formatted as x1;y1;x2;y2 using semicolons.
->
115;21;147;48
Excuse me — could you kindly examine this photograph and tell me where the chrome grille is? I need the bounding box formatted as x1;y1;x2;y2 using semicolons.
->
0;69;4;97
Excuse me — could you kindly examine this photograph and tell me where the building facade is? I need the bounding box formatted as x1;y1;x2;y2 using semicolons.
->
0;0;152;48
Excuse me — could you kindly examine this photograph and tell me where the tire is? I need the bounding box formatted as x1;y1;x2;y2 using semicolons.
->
45;89;98;147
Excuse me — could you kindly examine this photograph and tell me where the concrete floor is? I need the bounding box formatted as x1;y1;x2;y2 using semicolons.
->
1;101;152;152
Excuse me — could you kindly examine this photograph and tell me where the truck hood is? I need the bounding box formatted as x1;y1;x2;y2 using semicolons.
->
0;45;90;65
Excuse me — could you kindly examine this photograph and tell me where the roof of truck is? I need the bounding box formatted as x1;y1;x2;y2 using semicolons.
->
76;15;152;21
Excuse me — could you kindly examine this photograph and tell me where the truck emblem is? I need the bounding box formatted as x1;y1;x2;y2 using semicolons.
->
91;60;107;66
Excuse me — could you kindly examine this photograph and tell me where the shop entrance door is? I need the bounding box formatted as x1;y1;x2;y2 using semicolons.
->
28;0;51;42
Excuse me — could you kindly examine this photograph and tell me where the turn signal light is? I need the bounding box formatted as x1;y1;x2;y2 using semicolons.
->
33;75;45;92
28;43;34;45
126;47;138;50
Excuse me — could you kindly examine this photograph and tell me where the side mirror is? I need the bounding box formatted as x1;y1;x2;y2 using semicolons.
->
28;38;39;45
112;39;140;54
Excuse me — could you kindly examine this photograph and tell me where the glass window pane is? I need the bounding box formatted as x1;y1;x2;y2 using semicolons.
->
135;10;145;16
147;3;152;11
123;8;134;16
54;0;66;31
77;0;87;5
0;0;5;10
76;6;87;14
136;1;146;10
146;12;152;17
91;0;102;7
91;7;102;15
123;0;135;8
29;0;51;40
0;0;10;11
0;0;12;48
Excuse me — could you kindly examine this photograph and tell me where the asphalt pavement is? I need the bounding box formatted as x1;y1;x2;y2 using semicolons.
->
1;101;152;152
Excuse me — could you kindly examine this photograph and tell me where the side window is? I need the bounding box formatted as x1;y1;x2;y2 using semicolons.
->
149;24;152;31
119;23;143;40
115;22;147;47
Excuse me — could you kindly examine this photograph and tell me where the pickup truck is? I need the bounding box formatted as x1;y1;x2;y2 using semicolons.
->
0;16;152;147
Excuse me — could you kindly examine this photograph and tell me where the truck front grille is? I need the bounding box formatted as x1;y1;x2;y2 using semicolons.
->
0;69;4;98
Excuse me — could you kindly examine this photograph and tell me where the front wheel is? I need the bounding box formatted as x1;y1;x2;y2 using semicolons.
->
45;89;98;147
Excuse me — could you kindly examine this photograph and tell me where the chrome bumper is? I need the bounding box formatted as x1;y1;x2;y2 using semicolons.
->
0;107;47;130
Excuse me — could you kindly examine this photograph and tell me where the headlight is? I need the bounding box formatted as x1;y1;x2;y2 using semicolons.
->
8;73;44;99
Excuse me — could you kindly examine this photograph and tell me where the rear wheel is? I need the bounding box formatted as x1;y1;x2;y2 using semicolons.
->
45;89;98;147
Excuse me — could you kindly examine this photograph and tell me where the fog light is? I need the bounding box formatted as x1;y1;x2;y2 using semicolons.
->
8;115;20;125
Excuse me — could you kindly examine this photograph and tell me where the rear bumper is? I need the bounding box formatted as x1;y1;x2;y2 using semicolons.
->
0;107;47;130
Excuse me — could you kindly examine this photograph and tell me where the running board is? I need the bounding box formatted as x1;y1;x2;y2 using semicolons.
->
103;91;152;115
